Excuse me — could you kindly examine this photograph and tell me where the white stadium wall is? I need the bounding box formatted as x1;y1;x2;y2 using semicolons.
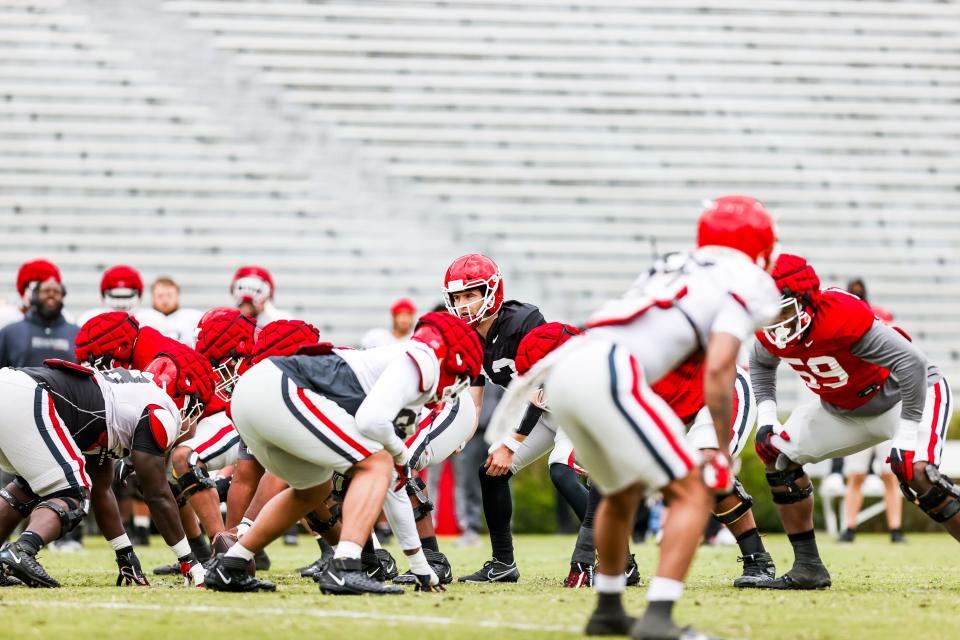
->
1;0;958;402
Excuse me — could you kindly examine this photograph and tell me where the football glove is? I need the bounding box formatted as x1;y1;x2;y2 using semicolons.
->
754;424;783;465
115;546;149;587
887;448;915;483
178;552;206;588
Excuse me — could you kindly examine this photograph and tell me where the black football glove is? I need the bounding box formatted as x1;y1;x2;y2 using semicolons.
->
116;546;150;586
113;458;135;488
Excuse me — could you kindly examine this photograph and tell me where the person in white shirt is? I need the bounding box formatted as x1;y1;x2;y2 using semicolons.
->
361;298;417;349
135;276;203;347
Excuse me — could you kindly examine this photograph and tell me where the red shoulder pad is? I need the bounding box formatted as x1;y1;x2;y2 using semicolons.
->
810;289;876;347
43;359;95;377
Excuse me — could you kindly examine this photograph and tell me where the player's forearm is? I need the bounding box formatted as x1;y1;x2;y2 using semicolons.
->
89;463;126;541
704;366;735;453
749;342;780;406
142;485;187;547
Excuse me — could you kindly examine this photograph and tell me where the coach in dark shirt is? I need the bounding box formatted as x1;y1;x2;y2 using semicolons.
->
0;277;78;367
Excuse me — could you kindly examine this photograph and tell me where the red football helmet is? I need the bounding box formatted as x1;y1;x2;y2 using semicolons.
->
515;323;582;376
246;319;321;369
195;307;258;401
762;253;821;348
697;196;777;270
75;312;141;371
100;265;143;311
231;265;274;306
144;344;215;427
442;254;504;325
16;259;62;305
411;311;483;406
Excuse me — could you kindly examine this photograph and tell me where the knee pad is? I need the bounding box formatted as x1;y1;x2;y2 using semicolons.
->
405;476;434;522
175;454;216;503
713;478;754;525
305;509;340;534
765;466;813;505
0;478;39;518
912;465;960;523
35;492;88;539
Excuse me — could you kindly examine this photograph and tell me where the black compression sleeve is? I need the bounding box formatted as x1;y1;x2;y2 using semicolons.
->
517;403;544;437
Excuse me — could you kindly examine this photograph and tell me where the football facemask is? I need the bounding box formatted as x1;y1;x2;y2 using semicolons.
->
762;297;812;348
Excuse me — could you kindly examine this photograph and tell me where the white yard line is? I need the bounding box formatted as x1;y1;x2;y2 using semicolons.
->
4;600;582;634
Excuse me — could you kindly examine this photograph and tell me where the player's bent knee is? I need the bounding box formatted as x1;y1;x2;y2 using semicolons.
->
0;479;40;518
175;452;216;502
171;446;193;471
35;490;88;539
904;465;960;523
766;466;813;504
713;478;754;525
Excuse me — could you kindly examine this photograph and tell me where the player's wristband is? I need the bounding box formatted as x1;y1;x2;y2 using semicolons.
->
169;537;191;560
517;404;544;437
502;436;522;454
109;534;132;552
757;400;779;427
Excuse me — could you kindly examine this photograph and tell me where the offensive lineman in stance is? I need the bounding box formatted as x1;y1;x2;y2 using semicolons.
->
205;312;482;594
491;196;780;638
751;254;954;589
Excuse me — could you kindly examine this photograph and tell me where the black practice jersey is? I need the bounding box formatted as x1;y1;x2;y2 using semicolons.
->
473;300;546;389
21;366;108;451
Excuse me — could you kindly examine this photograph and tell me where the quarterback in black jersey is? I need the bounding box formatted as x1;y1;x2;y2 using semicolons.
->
442;254;588;584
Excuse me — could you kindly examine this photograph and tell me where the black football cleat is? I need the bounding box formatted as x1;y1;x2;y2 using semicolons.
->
254;550;271;571
756;562;831;590
564;562;594;588
360;548;398;581
299;557;328;578
837;528;855;543
0;574;22;587
393;548;454;585
733;551;776;588
153;562;181;576
625;554;641;586
204;555;276;592
0;542;60;588
457;558;520;583
585;609;636;636
316;557;403;595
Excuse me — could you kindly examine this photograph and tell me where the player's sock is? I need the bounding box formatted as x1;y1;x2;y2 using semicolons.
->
225;542;255;561
17;531;44;556
594;572;627;613
788;529;822;564
479;468;515;564
549;463;588;521
407;549;431;575
334;540;363;561
571;485;601;564
643;576;683;621
189;534;212;562
420;535;439;553
735;527;766;556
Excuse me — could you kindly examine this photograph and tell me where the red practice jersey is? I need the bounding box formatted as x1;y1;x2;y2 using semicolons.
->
755;288;889;410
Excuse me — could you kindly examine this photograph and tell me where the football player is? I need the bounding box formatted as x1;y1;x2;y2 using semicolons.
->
77;265;145;327
490;196;780;637
444;254;589;584
204;312;482;594
0;351;213;588
230;265;288;327
750;254;954;589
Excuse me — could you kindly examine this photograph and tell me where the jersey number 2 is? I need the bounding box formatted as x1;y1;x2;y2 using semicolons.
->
782;356;849;389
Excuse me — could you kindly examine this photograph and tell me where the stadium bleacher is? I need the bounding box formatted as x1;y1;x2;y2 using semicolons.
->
1;0;957;390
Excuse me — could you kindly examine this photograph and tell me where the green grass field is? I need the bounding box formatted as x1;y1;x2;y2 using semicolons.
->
0;533;955;640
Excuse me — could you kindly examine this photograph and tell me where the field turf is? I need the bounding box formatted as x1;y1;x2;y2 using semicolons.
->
0;532;955;639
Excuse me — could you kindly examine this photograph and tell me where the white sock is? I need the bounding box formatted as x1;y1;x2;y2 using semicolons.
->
646;576;684;602
237;517;254;538
108;534;132;552
334;540;363;560
225;542;255;561
594;572;626;594
407;549;430;575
